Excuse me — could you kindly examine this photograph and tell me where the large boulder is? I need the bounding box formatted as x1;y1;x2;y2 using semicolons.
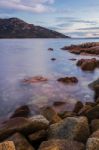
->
7;132;35;150
89;79;99;99
38;139;85;150
86;138;99;150
40;106;61;124
76;58;98;71
90;130;99;139
0;141;15;150
48;116;90;143
0;115;49;141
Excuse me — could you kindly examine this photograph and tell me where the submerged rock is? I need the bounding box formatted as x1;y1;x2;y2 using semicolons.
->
0;115;49;141
48;48;53;51
7;132;35;150
48;116;90;143
0;141;15;150
51;58;56;61
57;77;78;84
22;76;48;84
38;139;85;150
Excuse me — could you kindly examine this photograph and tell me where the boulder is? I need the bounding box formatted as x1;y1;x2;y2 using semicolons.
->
86;138;99;150
78;105;92;116
58;111;76;119
48;116;90;143
57;77;78;84
7;132;35;150
0;115;49;141
73;101;83;113
89;79;99;99
10;105;30;118
85;104;99;121
38;139;85;150
91;119;99;132
90;130;99;139
76;58;98;71
0;141;15;150
28;130;47;142
40;106;61;124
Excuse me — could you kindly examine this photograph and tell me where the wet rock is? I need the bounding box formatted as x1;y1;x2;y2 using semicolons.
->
62;42;99;55
38;139;85;150
76;58;98;71
22;76;48;84
57;77;78;84
73;101;83;113
7;132;35;150
0;141;15;150
0;115;49;141
48;116;90;143
78;105;92;116
10;105;30;118
58;111;76;119
40;107;61;124
85;104;99;121
91;119;99;132
86;138;99;150
51;58;56;61
85;102;96;107
28;130;47;142
48;48;53;51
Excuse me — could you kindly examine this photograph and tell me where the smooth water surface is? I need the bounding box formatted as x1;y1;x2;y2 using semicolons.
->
0;38;99;119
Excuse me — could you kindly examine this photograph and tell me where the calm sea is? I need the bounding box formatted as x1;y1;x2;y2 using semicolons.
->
0;38;99;119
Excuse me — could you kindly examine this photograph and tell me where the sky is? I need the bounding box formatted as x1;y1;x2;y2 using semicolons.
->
0;0;99;38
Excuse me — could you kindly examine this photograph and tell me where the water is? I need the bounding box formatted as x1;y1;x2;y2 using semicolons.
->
0;38;99;119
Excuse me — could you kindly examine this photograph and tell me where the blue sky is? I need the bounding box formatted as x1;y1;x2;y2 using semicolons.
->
0;0;99;37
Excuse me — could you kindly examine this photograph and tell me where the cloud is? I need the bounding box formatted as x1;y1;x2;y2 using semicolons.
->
78;27;99;31
0;0;55;13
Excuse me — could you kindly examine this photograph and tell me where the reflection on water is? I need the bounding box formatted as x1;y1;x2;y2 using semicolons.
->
0;38;99;119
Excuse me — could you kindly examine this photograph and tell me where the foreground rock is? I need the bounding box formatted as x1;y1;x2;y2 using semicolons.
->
38;139;85;150
40;107;61;124
22;76;48;84
0;141;15;150
89;78;99;100
0;115;49;141
48;116;90;143
85;104;99;121
7;132;35;150
86;138;99;150
62;42;99;55
91;119;99;132
76;58;99;71
28;130;47;142
57;77;78;84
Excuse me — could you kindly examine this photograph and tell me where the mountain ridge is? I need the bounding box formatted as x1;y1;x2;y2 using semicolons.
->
0;18;70;38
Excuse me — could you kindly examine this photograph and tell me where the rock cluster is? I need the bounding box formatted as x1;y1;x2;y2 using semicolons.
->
62;42;99;55
76;58;99;71
0;80;99;150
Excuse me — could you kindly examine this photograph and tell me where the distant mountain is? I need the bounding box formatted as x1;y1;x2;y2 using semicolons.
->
0;18;70;38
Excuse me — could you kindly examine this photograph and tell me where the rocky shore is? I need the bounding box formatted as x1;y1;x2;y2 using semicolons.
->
0;42;99;150
0;78;99;150
61;42;99;55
